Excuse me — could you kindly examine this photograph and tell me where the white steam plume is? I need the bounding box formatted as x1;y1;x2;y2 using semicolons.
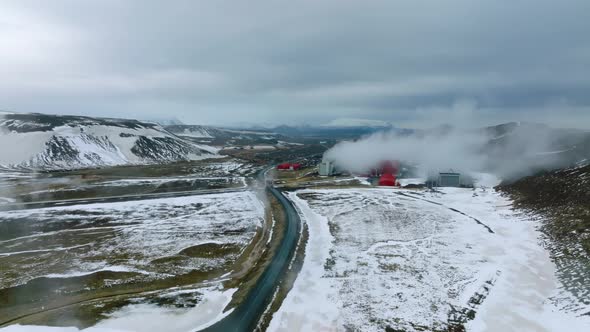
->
324;124;582;180
325;129;488;177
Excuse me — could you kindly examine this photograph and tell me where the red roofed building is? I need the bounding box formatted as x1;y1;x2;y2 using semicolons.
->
277;163;301;171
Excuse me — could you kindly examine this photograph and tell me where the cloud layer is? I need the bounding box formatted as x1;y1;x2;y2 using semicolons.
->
1;0;589;127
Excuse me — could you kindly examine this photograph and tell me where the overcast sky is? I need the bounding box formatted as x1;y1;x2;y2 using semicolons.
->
1;0;589;128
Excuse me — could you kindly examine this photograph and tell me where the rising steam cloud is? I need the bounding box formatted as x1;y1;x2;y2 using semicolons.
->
324;124;581;180
325;129;486;174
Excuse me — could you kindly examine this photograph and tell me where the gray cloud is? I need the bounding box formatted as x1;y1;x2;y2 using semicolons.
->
1;0;589;127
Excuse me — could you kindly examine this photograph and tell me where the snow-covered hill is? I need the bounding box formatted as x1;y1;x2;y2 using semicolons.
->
165;125;224;138
0;113;219;170
165;124;281;140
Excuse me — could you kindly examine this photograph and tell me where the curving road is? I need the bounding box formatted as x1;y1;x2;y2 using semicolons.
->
199;172;302;332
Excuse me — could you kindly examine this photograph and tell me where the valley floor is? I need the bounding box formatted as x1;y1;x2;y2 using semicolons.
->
0;160;268;332
267;176;590;331
3;166;589;332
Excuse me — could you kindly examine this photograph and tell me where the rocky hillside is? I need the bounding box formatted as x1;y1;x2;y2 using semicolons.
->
0;113;218;170
497;162;590;314
497;162;590;256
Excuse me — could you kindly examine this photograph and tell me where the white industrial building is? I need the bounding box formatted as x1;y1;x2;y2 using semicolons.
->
319;160;335;176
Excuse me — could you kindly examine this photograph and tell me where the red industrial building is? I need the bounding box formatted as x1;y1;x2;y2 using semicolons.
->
378;173;397;186
378;160;400;187
277;163;301;171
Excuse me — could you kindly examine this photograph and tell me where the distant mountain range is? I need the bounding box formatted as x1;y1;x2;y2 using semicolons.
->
320;118;393;128
267;124;414;138
1;112;588;174
216;117;408;139
0;113;218;170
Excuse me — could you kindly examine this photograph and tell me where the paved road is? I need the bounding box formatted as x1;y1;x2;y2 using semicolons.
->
199;173;302;332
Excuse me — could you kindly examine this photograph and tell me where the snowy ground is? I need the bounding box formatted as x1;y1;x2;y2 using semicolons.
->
398;177;426;186
186;160;258;177
0;159;255;205
268;177;590;331
0;286;235;332
0;157;267;331
0;191;263;288
0;190;264;331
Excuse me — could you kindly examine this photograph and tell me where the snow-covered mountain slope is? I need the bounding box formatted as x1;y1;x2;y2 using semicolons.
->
165;124;302;150
0;113;218;170
165;124;280;140
165;125;220;138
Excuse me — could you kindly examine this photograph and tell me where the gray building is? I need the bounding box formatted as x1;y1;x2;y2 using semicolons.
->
438;172;461;187
318;160;335;176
